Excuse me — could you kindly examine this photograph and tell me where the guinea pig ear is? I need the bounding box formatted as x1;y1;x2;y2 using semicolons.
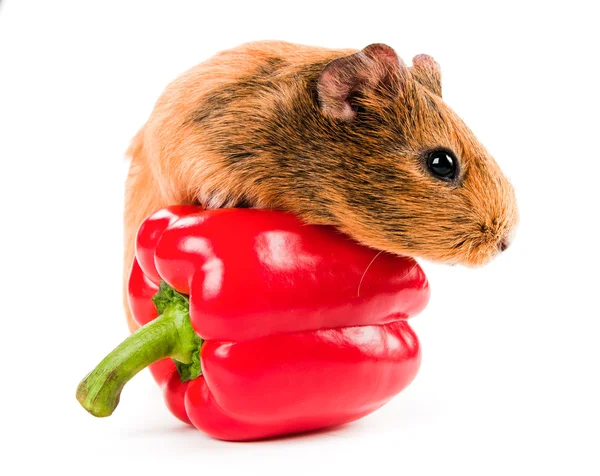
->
317;43;410;121
410;54;442;96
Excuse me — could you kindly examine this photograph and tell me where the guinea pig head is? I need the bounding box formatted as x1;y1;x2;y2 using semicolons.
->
315;44;518;267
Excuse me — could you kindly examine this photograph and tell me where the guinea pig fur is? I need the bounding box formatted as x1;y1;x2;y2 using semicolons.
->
124;41;518;328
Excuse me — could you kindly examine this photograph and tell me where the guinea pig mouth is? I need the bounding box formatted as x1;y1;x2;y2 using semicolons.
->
498;237;510;252
451;235;505;267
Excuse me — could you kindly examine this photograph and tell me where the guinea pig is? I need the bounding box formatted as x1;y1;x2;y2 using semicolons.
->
124;41;518;330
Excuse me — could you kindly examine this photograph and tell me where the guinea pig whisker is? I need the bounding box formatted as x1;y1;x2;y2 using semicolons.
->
357;250;385;298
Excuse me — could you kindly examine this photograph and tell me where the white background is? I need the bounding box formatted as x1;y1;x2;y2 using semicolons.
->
1;1;598;474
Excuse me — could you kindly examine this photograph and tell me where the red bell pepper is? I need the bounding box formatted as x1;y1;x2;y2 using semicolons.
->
77;206;430;441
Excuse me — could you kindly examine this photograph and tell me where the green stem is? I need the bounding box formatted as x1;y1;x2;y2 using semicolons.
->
76;282;201;417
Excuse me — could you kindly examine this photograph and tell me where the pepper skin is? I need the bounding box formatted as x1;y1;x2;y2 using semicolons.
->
78;206;430;441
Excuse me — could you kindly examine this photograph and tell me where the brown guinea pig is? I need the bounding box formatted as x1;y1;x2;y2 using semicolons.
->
124;41;518;330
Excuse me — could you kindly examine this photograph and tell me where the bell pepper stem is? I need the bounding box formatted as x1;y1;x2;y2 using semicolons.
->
76;282;201;417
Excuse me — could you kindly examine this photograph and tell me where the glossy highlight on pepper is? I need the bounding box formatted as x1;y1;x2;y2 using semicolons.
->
78;206;430;441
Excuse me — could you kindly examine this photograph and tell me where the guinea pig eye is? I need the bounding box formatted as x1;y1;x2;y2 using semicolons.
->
426;150;458;181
